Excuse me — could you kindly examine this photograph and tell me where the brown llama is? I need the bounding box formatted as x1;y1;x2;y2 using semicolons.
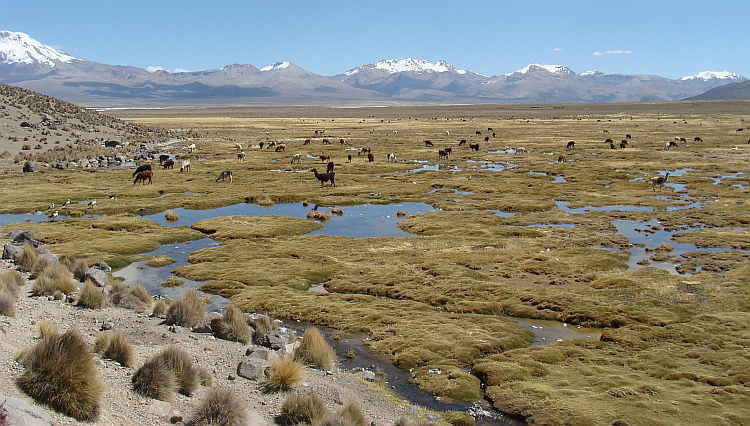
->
134;170;153;185
311;169;335;187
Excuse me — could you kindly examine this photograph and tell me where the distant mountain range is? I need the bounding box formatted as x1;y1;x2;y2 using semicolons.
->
1;31;747;107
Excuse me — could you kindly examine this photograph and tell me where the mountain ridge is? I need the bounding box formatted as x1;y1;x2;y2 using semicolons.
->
1;31;747;106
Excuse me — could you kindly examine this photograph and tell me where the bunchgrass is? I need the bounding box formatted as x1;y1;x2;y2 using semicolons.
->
166;288;205;328
265;357;304;391
16;329;103;420
0;291;16;317
18;243;39;273
165;210;179;222
184;387;247;426
295;326;336;371
78;280;104;309
59;254;88;282
152;299;168;317
31;263;77;297
217;304;251;344
251;314;278;342
0;270;24;295
132;357;177;401
279;392;328;425
155;346;200;396
93;331;134;367
319;402;367;426
161;276;185;288
131;284;152;305
37;320;59;339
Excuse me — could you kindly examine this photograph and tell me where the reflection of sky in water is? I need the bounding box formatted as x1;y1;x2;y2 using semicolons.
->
555;200;653;213
1;211;50;226
515;319;601;346
144;202;435;238
112;238;228;312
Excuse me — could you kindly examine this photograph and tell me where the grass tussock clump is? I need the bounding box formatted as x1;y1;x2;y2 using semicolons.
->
318;401;367;426
279;392;328;425
16;329;103;420
93;331;134;367
265;357;305;391
78;280;104;309
166;288;206;328
146;254;177;268
152;299;169;317
59;254;89;282
250;314;278;342
217;304;251;344
165;210;179;222
184;387;247;426
132;346;200;400
0;291;16;317
295;326;336;371
131;284;152;305
161;276;185;287
18;243;39;273
32;263;77;297
1;269;25;291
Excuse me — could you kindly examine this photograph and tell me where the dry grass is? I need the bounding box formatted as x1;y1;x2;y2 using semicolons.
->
16;329;103;420
0;269;25;291
31;263;77;296
132;357;176;401
93;331;134;367
217;303;251;344
166;288;206;327
0;291;16;317
18;243;39;273
250;314;278;342
130;284;152;305
59;254;89;282
145;255;176;267
295;326;335;371
279;392;328;425
151;299;168;317
155;346;200;396
184;387;247;426
164;210;179;222
161;276;185;287
36;320;59;340
265;357;305;391
77;280;104;309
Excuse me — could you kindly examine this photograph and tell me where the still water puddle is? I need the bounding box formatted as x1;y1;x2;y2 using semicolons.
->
555;200;653;213
515;318;601;346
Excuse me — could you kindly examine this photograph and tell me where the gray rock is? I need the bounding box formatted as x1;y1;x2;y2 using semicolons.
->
236;358;268;381
22;160;38;173
246;409;269;426
0;393;55;426
357;370;377;382
54;162;65;170
148;400;173;418
67;161;77;168
245;347;280;361
85;267;108;287
256;327;294;350
191;313;223;333
7;230;35;245
94;261;111;272
2;244;23;262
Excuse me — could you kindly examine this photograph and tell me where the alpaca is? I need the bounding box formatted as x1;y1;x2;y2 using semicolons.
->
566;141;575;148
132;164;152;177
311;169;335;187
327;161;334;174
215;171;233;183
134;170;153;185
651;172;669;191
557;153;565;163
237;151;246;161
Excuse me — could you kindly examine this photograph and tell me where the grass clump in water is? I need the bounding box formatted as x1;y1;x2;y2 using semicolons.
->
146;254;176;267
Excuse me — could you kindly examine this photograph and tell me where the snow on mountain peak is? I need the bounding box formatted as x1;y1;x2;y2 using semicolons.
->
346;58;466;76
680;71;743;81
507;64;573;76
579;70;601;76
261;61;290;72
0;31;78;66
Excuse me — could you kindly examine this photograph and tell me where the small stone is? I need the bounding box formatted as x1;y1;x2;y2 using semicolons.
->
101;322;113;331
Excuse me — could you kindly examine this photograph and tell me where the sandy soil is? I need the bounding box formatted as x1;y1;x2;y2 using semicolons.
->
0;258;415;426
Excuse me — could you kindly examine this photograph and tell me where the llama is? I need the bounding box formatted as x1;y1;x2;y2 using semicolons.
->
274;144;285;152
469;143;480;151
327;161;335;173
215;171;233;183
132;164;152;177
367;152;375;162
424;140;434;147
651;173;669;191
557;153;566;163
626;134;632;139
291;153;302;164
237;151;246;161
566;141;575;148
159;154;170;164
459;139;467;146
235;143;242;153
180;160;191;172
322;139;331;145
303;138;311;145
387;153;397;163
515;147;527;154
438;150;448;160
163;159;175;169
340;138;346;145
443;147;452;156
358;147;370;156
187;143;196;152
694;137;703;142
311;169;335;187
319;153;331;163
134;170;153;185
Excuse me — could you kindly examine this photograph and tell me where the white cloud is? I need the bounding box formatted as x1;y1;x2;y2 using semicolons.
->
593;50;633;56
147;66;190;73
552;47;564;51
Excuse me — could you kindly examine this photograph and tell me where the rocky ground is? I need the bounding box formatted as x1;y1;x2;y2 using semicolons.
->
0;256;424;426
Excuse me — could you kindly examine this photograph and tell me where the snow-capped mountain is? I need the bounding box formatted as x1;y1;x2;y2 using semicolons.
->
680;71;743;81
0;30;78;66
0;31;747;106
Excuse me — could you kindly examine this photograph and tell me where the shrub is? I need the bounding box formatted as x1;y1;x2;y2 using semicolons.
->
131;284;152;305
16;329;103;420
265;357;304;391
159;346;199;395
110;278;128;293
184;387;247;426
93;331;134;367
166;289;205;328
280;392;328;425
251;314;278;342
217;304;251;344
78;280;104;309
152;299;168;317
165;210;179;222
59;255;88;282
18;243;39;273
295;327;336;371
132;357;176;401
32;263;77;296
0;291;16;317
1;269;25;288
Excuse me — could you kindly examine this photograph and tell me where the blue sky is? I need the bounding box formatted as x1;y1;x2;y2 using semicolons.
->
2;0;748;79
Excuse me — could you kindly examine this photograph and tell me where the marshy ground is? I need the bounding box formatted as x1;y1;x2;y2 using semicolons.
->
2;100;750;425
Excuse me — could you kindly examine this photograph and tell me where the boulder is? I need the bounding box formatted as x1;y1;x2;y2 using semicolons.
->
245;347;280;361
22;160;38;173
237;358;268;381
7;230;35;245
0;393;55;426
191;312;223;333
85;267;108;287
256;327;294;350
94;261;112;272
2;244;23;262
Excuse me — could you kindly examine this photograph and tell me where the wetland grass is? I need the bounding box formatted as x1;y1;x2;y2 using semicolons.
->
3;102;750;424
